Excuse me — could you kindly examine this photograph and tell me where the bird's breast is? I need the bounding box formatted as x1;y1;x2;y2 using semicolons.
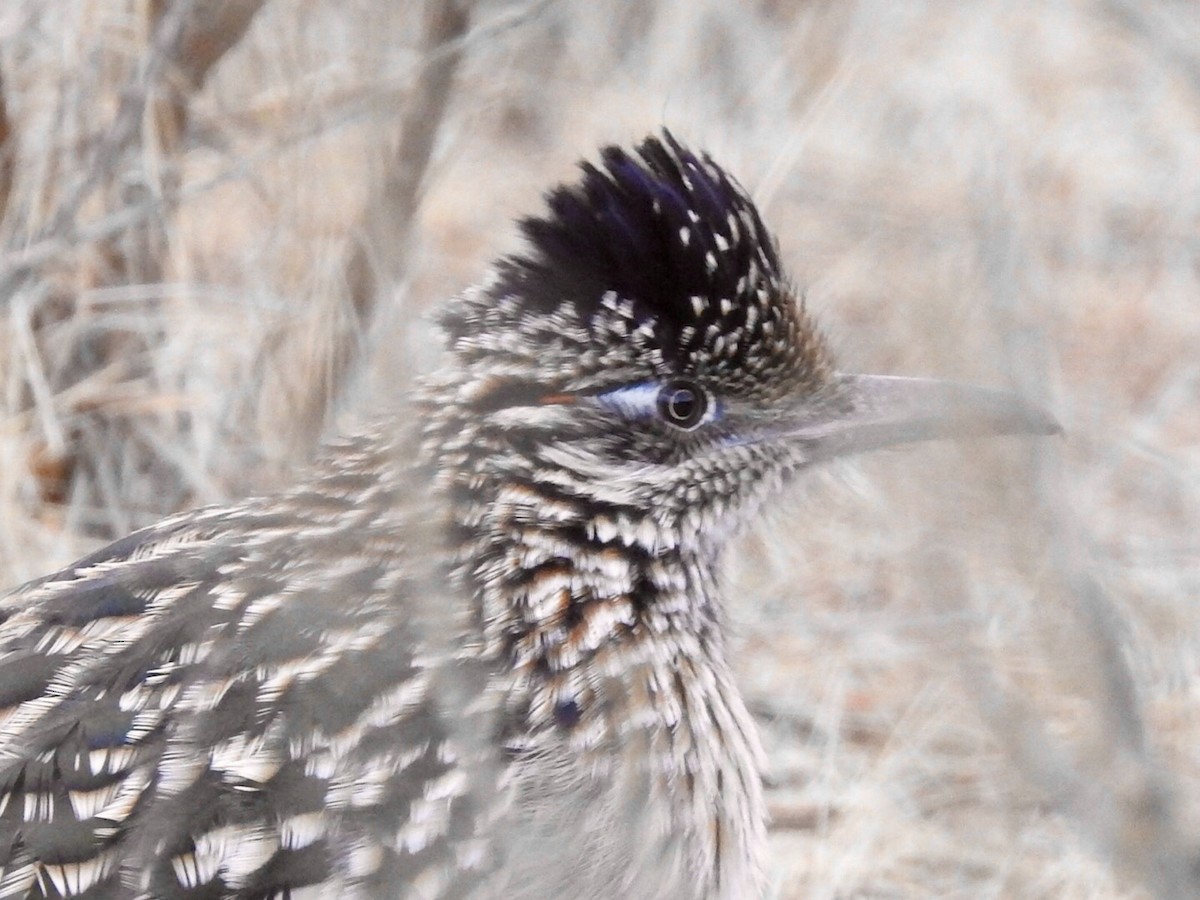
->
457;478;769;897
482;624;768;900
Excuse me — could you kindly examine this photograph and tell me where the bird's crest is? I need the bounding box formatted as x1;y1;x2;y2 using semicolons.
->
506;132;781;327
448;132;826;390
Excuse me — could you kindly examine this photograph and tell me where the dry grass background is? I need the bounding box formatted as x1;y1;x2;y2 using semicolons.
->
1;0;1199;897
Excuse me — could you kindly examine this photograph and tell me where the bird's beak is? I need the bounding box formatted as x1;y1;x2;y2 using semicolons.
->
783;374;1061;463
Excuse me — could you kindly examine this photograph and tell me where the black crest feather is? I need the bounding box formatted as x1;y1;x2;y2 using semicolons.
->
496;133;784;343
445;132;827;391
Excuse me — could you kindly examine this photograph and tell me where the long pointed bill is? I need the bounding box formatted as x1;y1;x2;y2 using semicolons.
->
788;374;1061;464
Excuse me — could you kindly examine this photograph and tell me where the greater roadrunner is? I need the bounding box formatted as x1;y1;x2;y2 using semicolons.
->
0;133;1057;899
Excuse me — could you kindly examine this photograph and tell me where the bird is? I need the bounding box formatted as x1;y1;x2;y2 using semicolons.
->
0;133;1058;900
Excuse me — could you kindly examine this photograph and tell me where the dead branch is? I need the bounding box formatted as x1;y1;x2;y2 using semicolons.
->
51;0;196;245
268;0;474;453
152;0;269;152
0;0;552;294
0;67;13;228
924;501;1200;899
1102;0;1200;98
4;0;271;535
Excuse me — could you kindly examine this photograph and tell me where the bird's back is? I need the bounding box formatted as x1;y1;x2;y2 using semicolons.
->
0;429;754;900
0;435;497;898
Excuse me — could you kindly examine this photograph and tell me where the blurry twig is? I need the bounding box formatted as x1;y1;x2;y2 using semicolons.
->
171;0;267;92
925;506;1199;898
263;0;474;452
1037;451;1196;899
152;0;269;154
0;67;13;227
95;0;269;283
1103;0;1200;96
962;149;1199;896
47;0;195;245
0;0;266;288
0;0;195;302
0;0;555;296
346;0;471;300
0;0;271;534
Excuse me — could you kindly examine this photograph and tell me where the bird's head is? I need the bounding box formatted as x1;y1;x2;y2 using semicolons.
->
430;133;1057;547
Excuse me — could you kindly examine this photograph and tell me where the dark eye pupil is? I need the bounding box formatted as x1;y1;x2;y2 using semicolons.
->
668;390;696;419
657;380;707;429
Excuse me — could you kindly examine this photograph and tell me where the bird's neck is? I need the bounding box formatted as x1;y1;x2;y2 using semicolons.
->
452;465;718;716
454;473;767;896
411;396;768;896
414;392;746;740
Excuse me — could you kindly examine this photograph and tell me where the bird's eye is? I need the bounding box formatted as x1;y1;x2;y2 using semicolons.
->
657;380;709;430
